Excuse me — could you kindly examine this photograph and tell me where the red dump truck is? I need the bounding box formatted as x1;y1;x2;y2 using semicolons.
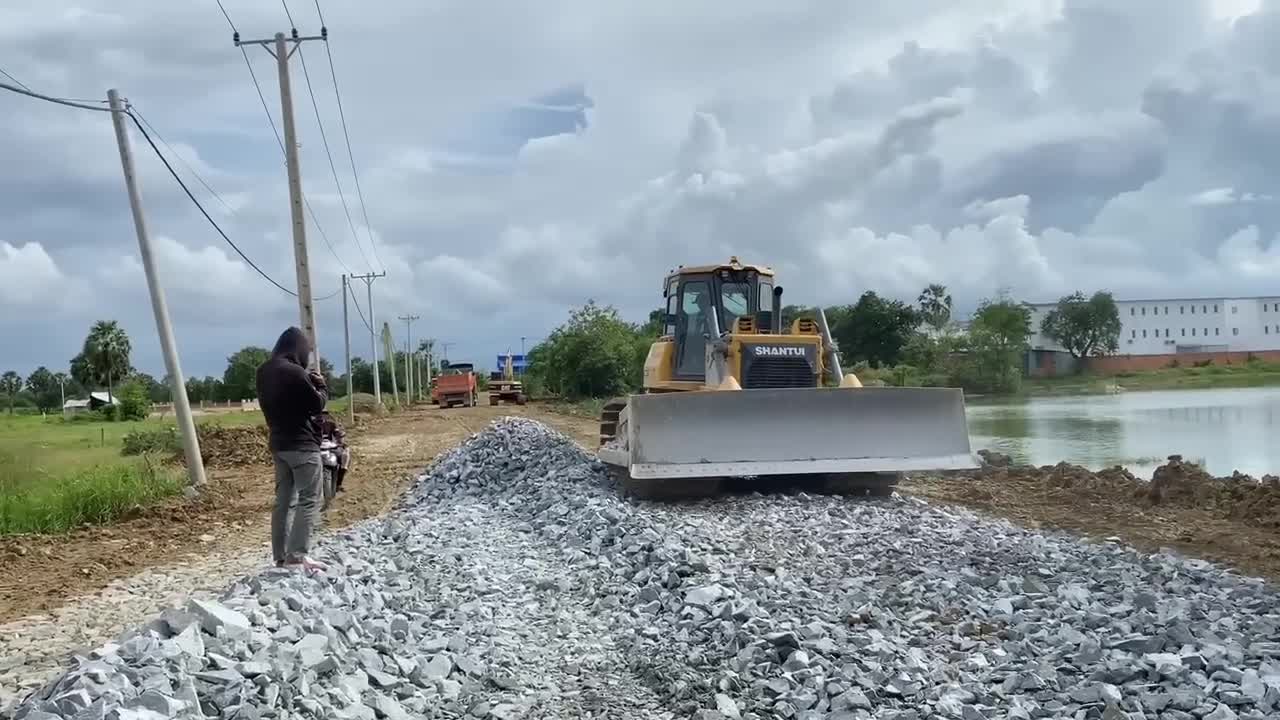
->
431;362;479;408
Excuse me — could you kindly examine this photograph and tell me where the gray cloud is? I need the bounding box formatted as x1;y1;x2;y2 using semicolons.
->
3;0;1278;379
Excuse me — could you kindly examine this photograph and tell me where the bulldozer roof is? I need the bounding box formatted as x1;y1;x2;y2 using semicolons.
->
667;256;775;278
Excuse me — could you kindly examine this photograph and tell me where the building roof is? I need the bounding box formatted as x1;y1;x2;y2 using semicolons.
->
1023;294;1280;308
63;399;90;409
90;391;119;404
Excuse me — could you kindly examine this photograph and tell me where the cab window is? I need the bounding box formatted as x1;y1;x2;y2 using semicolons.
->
720;282;750;328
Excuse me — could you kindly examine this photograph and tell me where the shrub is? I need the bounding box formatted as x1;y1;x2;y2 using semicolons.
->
121;426;181;457
0;456;184;534
117;381;151;421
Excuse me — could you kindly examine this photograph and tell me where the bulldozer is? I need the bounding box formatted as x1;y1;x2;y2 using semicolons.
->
596;257;979;499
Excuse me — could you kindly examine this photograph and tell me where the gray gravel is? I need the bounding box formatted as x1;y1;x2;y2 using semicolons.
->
9;417;1280;720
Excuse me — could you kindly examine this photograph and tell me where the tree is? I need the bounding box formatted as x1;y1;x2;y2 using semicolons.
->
641;308;665;337
917;283;953;334
960;295;1033;394
82;320;133;405
0;372;21;414
1041;290;1122;361
117;380;151;421
26;367;60;413
223;346;271;401
527;301;651;399
829;292;921;368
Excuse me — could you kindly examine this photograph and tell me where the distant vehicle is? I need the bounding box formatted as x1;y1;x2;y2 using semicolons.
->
432;362;479;408
489;353;527;406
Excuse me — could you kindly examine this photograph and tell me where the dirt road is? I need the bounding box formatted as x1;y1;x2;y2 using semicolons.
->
0;404;597;625
3;402;1277;627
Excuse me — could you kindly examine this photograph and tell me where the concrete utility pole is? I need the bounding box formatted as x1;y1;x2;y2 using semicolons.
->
441;342;455;365
235;28;326;369
349;271;387;406
398;314;419;405
108;89;206;488
342;275;354;424
381;322;400;406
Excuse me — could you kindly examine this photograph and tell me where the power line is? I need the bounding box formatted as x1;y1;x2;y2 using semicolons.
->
347;278;372;333
0;67;31;92
216;3;358;278
285;12;375;273
127;109;299;297
0;78;112;112
133;106;354;277
131;108;236;215
313;0;384;271
1;67;342;302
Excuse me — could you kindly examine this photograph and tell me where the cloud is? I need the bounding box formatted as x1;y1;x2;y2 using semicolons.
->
0;241;68;306
6;0;1280;378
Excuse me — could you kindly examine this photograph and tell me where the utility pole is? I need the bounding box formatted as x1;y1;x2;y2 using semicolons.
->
349;271;386;407
398;314;419;406
520;336;526;376
108;89;206;488
234;28;327;369
342;275;354;424
442;342;455;365
381;322;400;406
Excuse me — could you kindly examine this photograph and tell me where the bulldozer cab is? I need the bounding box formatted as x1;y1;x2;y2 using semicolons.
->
665;260;775;381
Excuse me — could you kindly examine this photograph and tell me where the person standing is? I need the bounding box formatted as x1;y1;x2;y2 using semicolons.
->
256;326;329;571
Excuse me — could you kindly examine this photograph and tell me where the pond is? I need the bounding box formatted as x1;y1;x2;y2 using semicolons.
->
966;387;1280;478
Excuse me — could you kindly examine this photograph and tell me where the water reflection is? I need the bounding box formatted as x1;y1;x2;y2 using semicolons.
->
966;387;1280;478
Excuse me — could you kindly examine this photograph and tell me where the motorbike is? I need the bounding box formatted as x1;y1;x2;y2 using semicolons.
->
319;431;348;511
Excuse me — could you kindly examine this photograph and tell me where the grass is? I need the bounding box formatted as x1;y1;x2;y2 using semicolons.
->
1023;360;1280;395
542;397;610;420
0;395;357;535
0;450;184;534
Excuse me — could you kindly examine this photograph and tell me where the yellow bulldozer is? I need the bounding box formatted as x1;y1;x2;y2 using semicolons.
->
597;257;979;499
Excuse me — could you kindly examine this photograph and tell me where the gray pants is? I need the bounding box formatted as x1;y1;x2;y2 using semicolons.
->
272;449;322;564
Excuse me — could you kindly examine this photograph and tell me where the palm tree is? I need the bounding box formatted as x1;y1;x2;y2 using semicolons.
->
918;284;953;334
0;371;20;414
84;320;132;406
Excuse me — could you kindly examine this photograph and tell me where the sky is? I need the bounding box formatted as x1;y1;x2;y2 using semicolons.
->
1;0;1278;379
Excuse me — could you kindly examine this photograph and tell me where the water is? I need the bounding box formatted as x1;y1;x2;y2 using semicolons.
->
967;387;1280;478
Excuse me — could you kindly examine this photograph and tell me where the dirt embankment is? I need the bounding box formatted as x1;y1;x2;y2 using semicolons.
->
905;452;1280;581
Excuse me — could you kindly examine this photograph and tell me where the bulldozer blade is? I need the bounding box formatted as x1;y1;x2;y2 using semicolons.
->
597;386;979;480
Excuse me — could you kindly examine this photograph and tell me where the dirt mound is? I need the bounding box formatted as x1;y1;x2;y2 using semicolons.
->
1146;455;1280;528
952;452;1280;530
191;425;271;469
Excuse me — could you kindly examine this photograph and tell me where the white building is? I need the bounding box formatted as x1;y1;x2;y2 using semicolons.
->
1026;296;1280;355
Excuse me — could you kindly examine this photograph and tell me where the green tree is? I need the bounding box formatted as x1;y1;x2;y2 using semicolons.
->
960;295;1033;393
917;283;952;334
780;304;813;330
642;308;665;337
1041;290;1122;361
116;380;151;421
25;367;60;413
527;301;650;399
0;371;21;414
830;291;921;368
223;346;271;401
81;320;133;405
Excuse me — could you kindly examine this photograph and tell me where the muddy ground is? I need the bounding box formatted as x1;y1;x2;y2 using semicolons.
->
0;404;596;625
2;403;1278;625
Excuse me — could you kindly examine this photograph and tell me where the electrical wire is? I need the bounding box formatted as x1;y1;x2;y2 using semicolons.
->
131;108;236;215
0;78;112;112
291;38;375;272
347;279;373;333
127;109;296;294
216;2;359;281
312;0;384;272
0;67;31;91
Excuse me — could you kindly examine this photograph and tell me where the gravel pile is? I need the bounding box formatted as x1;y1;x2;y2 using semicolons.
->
10;417;1280;720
